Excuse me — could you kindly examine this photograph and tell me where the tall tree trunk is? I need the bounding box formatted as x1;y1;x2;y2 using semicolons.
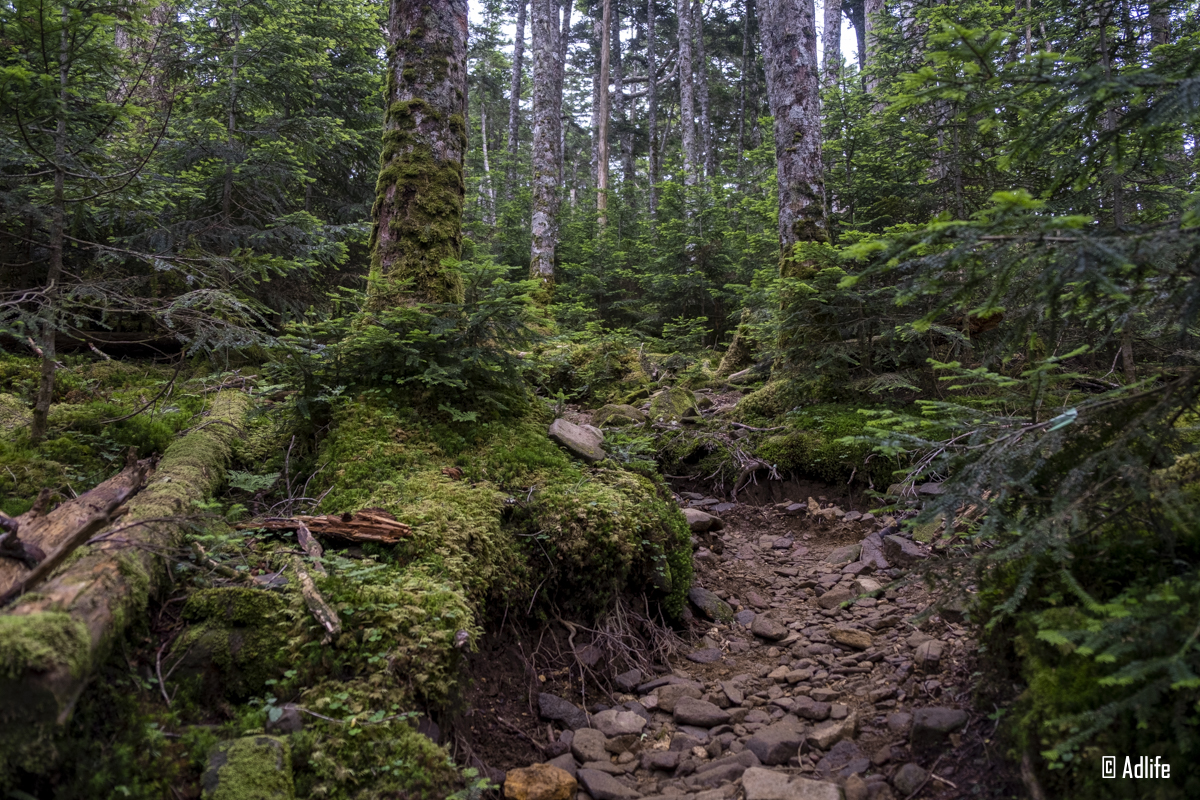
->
507;0;527;198
845;0;865;74
530;0;563;286
862;0;882;91
1147;0;1169;45
597;0;611;225
760;0;826;271
647;0;659;218
822;0;842;87
613;5;634;196
479;105;497;224
694;0;713;178
675;0;698;186
558;0;572;184
369;0;468;307
32;4;70;445
222;8;239;229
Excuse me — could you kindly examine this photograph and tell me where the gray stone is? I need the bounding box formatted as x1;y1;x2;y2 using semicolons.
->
539;692;590;730
720;680;744;706
858;533;890;571
615;669;644;693
546;752;579;778
817;585;853;610
593;404;648;427
689;762;746;788
824;545;861;565
745;723;805;765
844;775;868;800
915;640;945;672
742;767;793;800
793;697;831;721
548;418;606;463
202;736;294;800
734;609;757;626
684;508;725;532
655;682;703;712
674;696;731;727
892;763;927;796
917;482;945;496
592;709;647;737
572;728;610;763
751;615;789;641
577;768;642;800
806;711;857;750
882;535;926;566
911;707;968;753
689;587;734;622
830;626;872;650
640;750;681;771
885;712;912;734
687;647;724;664
265;704;304;735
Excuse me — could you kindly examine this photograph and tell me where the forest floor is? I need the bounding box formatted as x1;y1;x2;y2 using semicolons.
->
469;483;1023;800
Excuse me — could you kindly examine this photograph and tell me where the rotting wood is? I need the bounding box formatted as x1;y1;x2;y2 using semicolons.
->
237;511;412;544
0;391;249;776
295;521;326;577
291;556;340;643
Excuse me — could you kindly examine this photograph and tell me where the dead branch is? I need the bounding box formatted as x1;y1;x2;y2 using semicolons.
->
239;511;412;544
291;556;340;643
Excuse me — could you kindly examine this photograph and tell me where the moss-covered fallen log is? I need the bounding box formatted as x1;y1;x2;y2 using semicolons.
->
0;390;249;783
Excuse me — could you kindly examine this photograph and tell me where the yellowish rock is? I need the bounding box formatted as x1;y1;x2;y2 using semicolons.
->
503;763;577;800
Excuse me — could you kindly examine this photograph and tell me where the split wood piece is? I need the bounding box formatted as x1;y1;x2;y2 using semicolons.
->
238;511;412;544
0;390;249;766
0;456;153;594
291;556;340;643
0;492;132;607
296;522;326;576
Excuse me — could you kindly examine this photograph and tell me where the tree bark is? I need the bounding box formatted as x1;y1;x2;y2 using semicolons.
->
597;0;612;225
530;0;564;286
507;0;527;198
368;0;469;307
0;392;249;775
760;0;826;269
694;0;714;178
558;0;572;184
479;104;497;224
862;0;882;91
822;0;842;87
675;0;698;186
647;0;659;218
1148;0;1169;46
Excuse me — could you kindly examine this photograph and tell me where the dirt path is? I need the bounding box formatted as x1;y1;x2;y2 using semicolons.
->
496;491;1020;800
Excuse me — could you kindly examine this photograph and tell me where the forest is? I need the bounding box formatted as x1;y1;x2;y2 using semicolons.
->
0;0;1198;797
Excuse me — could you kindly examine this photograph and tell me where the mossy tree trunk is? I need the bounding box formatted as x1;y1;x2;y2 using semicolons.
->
368;0;469;308
529;0;562;287
0;392;249;781
760;0;826;276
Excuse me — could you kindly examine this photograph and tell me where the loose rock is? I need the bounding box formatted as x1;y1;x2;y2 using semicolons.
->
548;418;607;463
503;764;578;800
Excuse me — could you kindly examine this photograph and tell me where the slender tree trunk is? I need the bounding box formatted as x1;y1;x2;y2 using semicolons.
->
368;0;468;307
760;0;826;270
530;0;563;286
862;0;882;92
1148;0;1169;45
507;0;527;198
613;5;634;195
647;0;659;218
822;0;842;87
558;0;572;184
597;0;611;225
32;4;71;445
480;105;497;224
223;8;239;228
695;0;713;178
737;0;750;168
676;0;698;186
1097;9;1124;227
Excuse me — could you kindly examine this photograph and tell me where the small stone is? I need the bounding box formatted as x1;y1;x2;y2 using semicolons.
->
539;693;590;730
806;711;857;750
615;669;644;693
503;764;578;800
689;587;734;622
591;709;647;737
745;723;805;765
844;775;868;800
905;631;933;649
265;704;304;735
817;585;853;610
684;508;725;532
572;728;610;763
917;482;945;496
592;404;648;427
655;682;703;712
910;707;968;754
793;698;830;721
768;665;791;682
674;697;731;727
829;704;848;721
741;767;792;800
824;545;861;565
830;626;872;650
735;609;757;626
576;768;642;800
853;577;882;595
640;750;680;771
886;712;912;734
687;647;724;664
892;763;927;796
720;680;744;705
546;753;578;778
549;418;607;463
882;535;926;566
915;640;945;672
751;615;789;641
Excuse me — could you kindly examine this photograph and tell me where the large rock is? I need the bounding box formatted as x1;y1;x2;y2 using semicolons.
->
751;614;789;641
742;769;843;800
911;707;968;754
202;736;294;800
548;418;607;463
858;533;890;571
571;728;610;763
683;508;725;532
745;723;805;765
593;404;648;427
539;693;589;730
688;586;734;622
503;763;578;800
654;682;703;712
817;585;853;609
882;535;926;566
591;709;647;737
674;696;731;727
576;768;641;800
649;387;699;421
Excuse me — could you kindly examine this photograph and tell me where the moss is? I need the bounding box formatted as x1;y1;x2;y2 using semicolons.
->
184;588;288;626
202;735;294;800
754;404;896;487
0;612;91;680
734;380;803;422
593;404;648;427
0;393;30;434
648;387;699;422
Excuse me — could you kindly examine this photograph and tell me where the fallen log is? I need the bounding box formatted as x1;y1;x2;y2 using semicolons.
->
0;391;249;781
236;511;412;544
0;456;153;595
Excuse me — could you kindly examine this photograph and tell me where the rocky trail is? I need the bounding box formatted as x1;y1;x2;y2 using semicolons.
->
497;489;1019;800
